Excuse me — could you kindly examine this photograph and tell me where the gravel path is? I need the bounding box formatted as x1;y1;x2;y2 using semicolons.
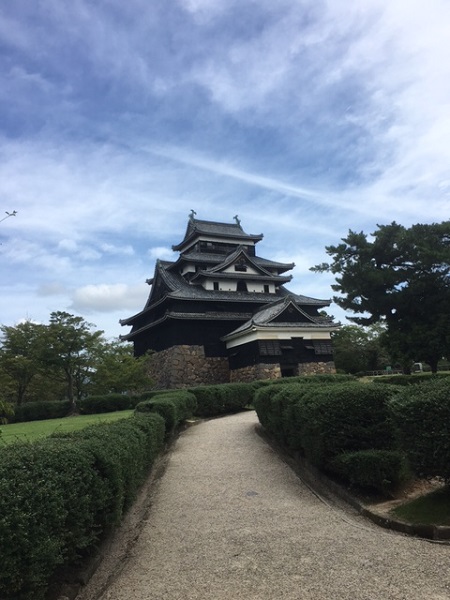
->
79;411;450;600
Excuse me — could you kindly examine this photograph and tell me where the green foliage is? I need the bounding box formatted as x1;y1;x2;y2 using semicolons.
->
254;379;406;493
257;373;355;386
330;450;410;494
78;393;141;414
44;311;105;411
296;383;399;469
388;378;450;480
0;320;47;405
373;373;450;386
135;390;197;435
11;400;71;423
88;342;153;395
331;324;391;374
0;413;165;600
312;220;450;373
0;399;14;424
190;382;255;417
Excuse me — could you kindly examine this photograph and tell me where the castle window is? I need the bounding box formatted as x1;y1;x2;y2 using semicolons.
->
213;282;219;290
259;340;281;356
306;341;333;355
237;280;247;292
235;263;247;272
264;284;270;293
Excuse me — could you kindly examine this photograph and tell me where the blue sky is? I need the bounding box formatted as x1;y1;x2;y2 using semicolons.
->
1;0;449;339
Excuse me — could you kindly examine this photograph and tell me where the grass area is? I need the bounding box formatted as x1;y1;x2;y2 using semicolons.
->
0;411;134;445
391;486;450;526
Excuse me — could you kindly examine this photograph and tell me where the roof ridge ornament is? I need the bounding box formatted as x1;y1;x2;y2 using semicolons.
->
233;214;241;227
189;209;197;221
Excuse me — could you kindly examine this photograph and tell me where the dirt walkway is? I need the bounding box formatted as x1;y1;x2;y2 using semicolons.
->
77;411;450;600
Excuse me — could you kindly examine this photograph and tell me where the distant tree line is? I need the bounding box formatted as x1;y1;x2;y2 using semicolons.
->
0;311;153;413
313;220;450;373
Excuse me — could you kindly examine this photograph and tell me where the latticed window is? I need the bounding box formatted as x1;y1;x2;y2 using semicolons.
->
259;340;282;356
313;341;333;355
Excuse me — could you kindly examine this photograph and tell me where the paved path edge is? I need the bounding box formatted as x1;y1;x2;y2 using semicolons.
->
254;424;450;544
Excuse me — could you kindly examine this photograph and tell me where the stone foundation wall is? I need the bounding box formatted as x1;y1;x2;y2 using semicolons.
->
230;361;336;382
148;348;337;389
148;345;230;389
230;363;281;383
297;361;336;375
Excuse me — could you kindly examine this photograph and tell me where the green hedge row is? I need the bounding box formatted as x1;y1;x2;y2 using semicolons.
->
10;394;143;423
11;400;71;423
389;377;450;481
372;373;450;386
254;380;409;494
0;413;165;600
189;382;257;417
77;393;142;414
135;390;197;435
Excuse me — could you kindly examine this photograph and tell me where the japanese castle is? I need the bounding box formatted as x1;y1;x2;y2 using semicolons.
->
121;213;338;388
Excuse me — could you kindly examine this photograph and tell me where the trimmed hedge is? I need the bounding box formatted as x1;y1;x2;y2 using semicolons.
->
10;400;71;423
373;373;450;386
190;382;256;417
257;373;356;386
0;413;165;600
388;377;450;480
293;383;399;469
78;393;142;414
254;380;408;494
330;449;410;495
135;390;197;435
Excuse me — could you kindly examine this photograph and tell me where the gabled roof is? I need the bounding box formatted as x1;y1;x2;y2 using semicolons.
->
222;295;338;340
172;217;263;251
168;251;295;274
189;246;293;284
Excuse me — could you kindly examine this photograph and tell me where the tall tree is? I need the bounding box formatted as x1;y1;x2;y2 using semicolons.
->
43;312;105;412
88;341;153;395
312;221;450;373
331;324;390;374
0;321;47;404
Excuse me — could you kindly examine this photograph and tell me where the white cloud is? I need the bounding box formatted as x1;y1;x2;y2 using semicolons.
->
148;246;174;260
70;283;149;314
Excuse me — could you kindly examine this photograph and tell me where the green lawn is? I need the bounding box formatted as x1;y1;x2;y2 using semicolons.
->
391;486;450;526
0;411;134;445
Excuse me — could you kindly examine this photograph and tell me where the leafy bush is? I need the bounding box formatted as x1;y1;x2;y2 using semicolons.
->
77;393;141;414
257;373;356;386
297;383;399;470
135;390;197;434
388;378;450;480
254;383;317;447
0;413;165;600
373;373;450;386
11;400;71;423
330;449;410;494
190;382;255;417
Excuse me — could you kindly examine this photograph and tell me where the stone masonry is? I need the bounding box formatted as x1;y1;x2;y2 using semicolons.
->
148;345;230;389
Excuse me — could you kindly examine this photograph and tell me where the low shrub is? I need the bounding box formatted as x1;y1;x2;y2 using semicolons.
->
257;373;356;386
388;377;450;480
290;383;399;470
373;373;450;386
254;383;317;447
77;393;141;414
135;390;197;434
0;413;165;600
190;382;255;417
11;400;71;423
330;449;410;495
